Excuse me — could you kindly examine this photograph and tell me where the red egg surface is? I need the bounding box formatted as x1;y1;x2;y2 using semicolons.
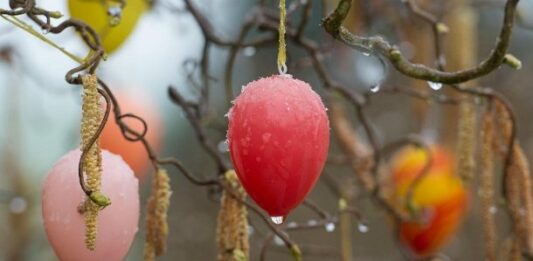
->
42;149;139;261
228;75;329;217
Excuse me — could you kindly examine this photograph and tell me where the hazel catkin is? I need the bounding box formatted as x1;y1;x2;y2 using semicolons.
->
216;170;249;261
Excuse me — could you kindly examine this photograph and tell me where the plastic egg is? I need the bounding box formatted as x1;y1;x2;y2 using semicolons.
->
100;89;162;179
42;149;139;261
391;146;468;258
68;0;148;54
227;75;330;219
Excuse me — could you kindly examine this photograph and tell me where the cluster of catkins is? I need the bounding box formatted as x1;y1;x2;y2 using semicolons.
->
216;170;249;261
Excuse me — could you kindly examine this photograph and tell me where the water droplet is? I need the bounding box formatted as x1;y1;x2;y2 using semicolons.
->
370;84;381;93
107;6;122;16
427;81;443;90
362;52;370;56
307;219;317;226
107;6;122;26
357;222;369;233
217;140;229;153
489;206;497;214
271;216;284;225
9;197;27;214
325;222;335;232
242;46;256;57
262;133;271;143
224;108;233;119
273;235;284;246
247;225;255;235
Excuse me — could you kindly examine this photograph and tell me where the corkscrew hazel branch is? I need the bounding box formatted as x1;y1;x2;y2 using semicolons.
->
378;85;461;105
322;0;521;84
402;0;448;70
168;86;230;173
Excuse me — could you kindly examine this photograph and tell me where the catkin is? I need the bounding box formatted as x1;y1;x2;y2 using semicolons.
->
493;101;512;155
80;74;104;250
456;101;476;182
500;235;522;261
480;110;497;261
511;144;533;253
144;168;172;261
494;101;533;254
216;170;249;261
506;168;524;261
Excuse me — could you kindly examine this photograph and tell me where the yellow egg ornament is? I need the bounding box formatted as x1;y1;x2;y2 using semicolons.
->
68;0;148;54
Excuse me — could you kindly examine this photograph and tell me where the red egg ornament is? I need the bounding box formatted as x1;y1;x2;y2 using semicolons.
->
42;149;139;261
228;75;329;221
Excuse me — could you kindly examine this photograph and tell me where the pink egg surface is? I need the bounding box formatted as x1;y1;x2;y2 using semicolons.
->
42;149;139;261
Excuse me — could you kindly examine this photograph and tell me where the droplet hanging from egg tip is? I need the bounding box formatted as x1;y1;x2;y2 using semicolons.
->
271;216;284;225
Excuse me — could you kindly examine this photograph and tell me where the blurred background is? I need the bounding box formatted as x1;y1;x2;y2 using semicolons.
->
0;0;533;260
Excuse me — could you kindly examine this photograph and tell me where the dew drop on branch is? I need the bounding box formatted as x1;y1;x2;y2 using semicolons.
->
307;219;317;226
274;235;284;246
427;81;443;90
242;46;256;57
247;225;255;235
357;222;369;233
217;140;229;153
370;84;381;93
325;222;336;232
9;197;27;214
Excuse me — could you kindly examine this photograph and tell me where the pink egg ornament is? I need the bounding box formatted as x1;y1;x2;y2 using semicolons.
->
42;149;139;261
